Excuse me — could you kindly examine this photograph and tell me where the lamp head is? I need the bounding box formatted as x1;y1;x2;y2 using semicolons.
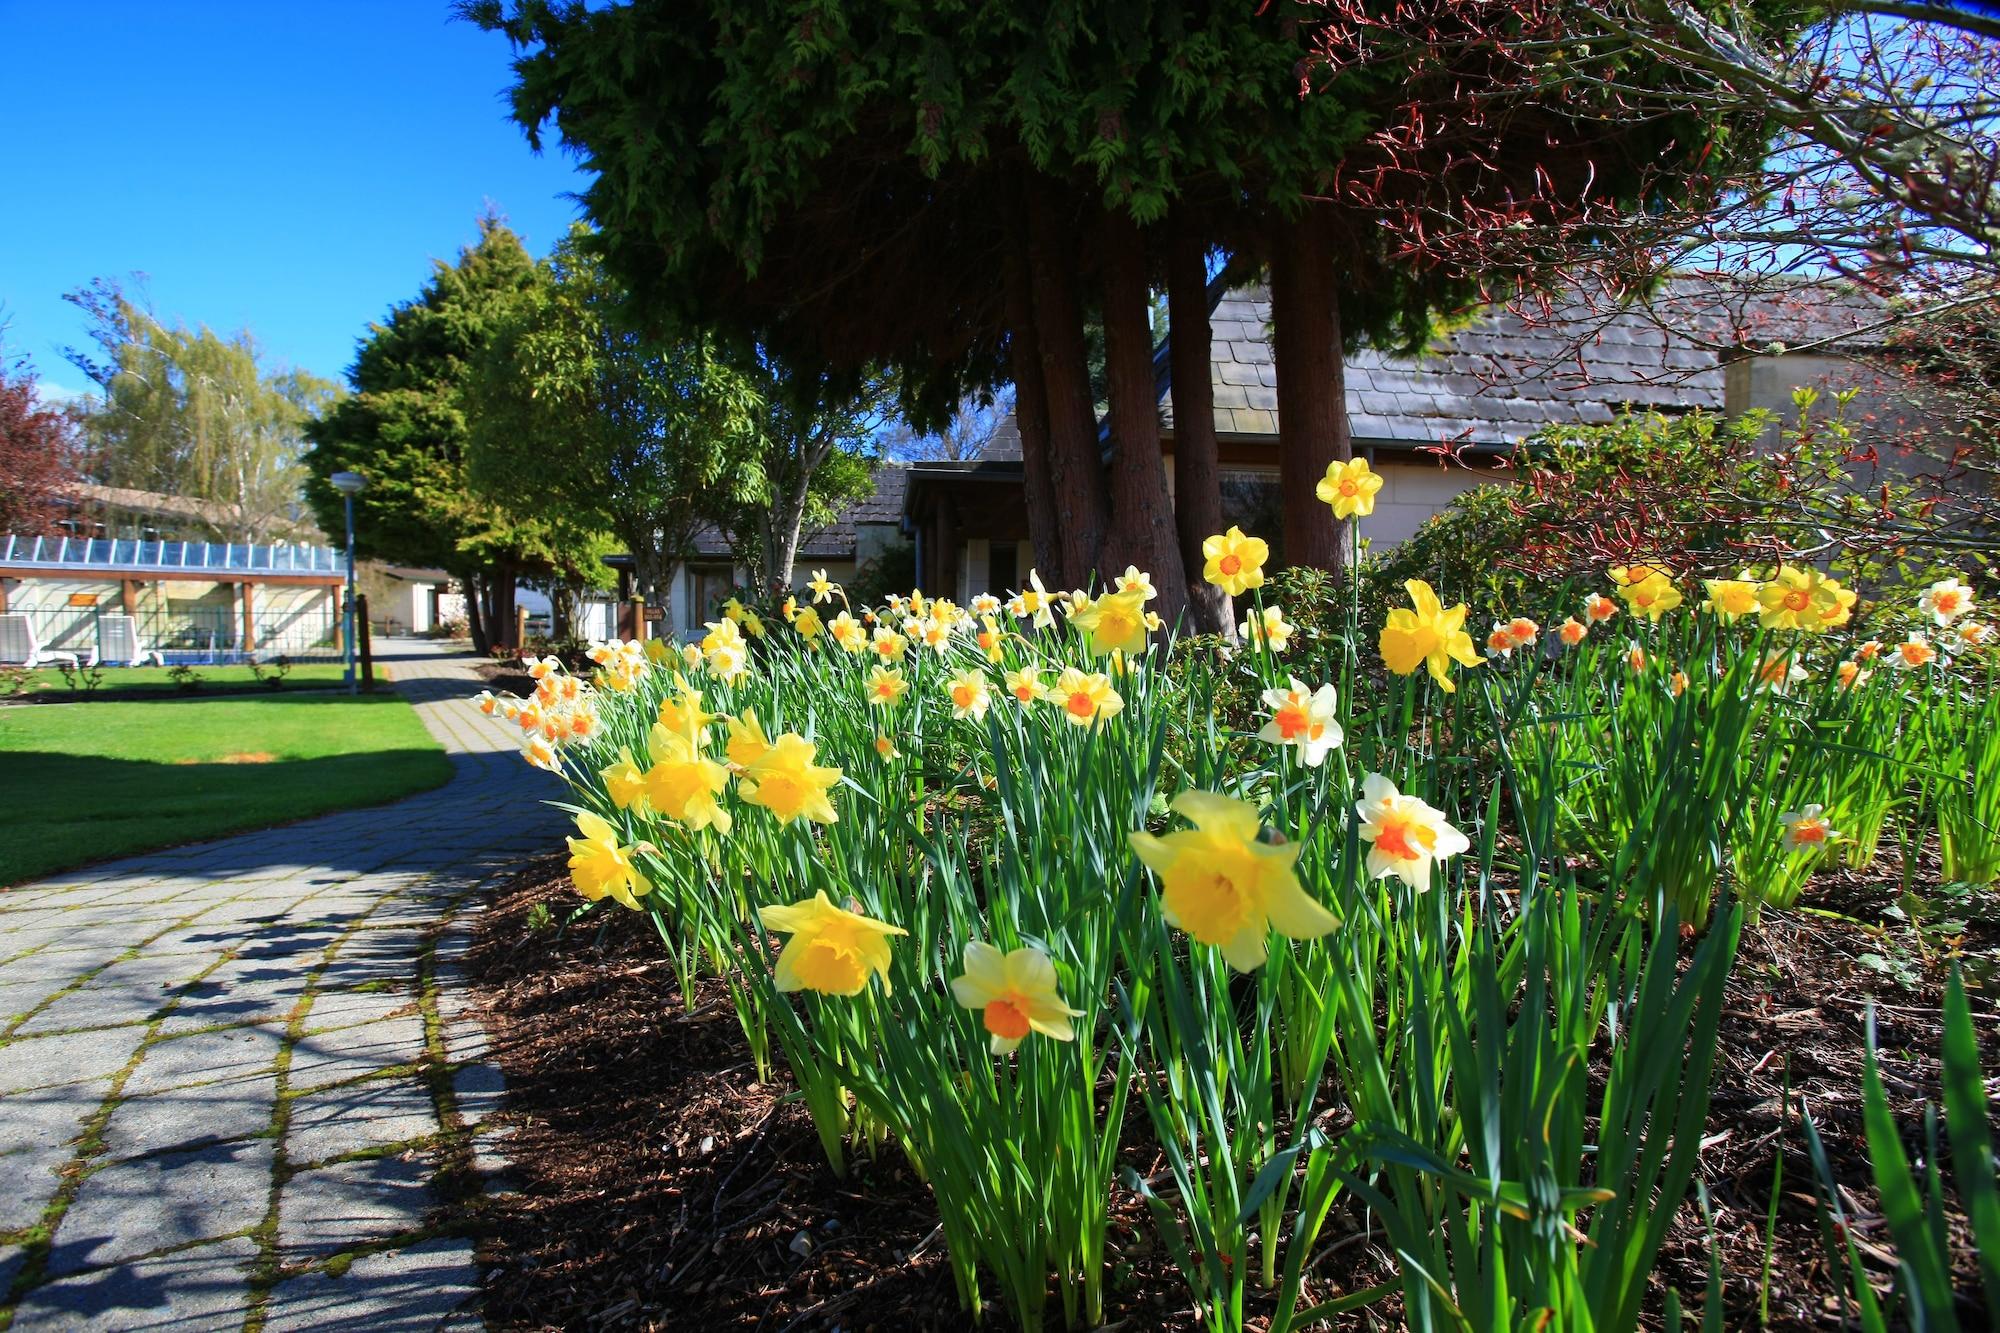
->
330;472;367;496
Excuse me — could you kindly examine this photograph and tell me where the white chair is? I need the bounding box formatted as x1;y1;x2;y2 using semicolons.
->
0;613;82;669
96;615;165;667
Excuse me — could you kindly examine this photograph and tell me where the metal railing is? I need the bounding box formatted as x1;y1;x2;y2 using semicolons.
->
12;603;342;665
0;534;343;575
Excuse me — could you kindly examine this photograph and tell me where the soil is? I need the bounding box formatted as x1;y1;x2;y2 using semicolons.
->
462;856;1997;1332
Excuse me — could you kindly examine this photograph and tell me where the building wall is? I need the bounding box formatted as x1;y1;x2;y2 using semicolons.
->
1357;457;1500;550
5;577;337;659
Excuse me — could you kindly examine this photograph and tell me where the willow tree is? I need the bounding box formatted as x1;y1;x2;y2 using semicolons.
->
64;281;336;544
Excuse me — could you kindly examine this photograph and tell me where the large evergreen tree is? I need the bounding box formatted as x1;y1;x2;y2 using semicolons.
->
471;0;1761;623
302;216;577;653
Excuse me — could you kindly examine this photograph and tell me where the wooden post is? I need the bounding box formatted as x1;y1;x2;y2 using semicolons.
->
358;594;374;690
121;579;139;619
241;583;257;653
515;605;528;651
0;580;8;614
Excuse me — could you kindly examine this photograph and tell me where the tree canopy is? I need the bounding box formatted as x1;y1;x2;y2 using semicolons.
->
302;215;589;651
63;282;336;545
0;341;81;537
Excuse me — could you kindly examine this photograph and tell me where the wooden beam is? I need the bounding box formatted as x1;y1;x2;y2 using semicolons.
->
241;582;257;652
121;579;139;618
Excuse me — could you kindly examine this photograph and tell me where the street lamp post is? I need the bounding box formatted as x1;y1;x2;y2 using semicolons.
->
330;472;367;695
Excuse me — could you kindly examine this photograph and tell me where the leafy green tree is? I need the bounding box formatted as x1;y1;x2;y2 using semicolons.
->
64;281;336;544
472;0;1765;629
302;215;583;653
466;225;762;628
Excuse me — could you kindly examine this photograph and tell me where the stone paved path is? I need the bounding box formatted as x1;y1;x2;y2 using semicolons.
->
0;640;563;1330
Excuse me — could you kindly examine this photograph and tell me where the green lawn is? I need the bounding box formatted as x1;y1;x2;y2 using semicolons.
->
17;662;361;699
0;693;453;885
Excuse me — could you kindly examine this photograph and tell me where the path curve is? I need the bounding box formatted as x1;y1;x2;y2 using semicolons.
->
0;639;562;1331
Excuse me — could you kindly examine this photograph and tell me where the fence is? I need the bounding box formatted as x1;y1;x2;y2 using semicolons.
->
15;602;342;666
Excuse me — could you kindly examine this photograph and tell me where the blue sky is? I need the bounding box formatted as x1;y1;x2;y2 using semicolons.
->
0;2;588;399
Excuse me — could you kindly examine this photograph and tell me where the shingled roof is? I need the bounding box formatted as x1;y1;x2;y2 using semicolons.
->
685;465;910;560
976;278;1885;458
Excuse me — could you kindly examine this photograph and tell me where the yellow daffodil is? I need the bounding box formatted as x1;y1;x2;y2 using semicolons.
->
1007;570;1056;629
1583;592;1619;624
643;725;732;833
738;733;842;825
643;636;676;665
1855;639;1884;662
1558;616;1588;647
1241;604;1293;653
974;616;1004;662
656;674;713;741
1757;566;1839;633
706;641;750;683
566;811;651;909
601;749;648;810
1053;667;1123;727
828;611;867;653
945;669;991;721
1201;526;1269;597
524;736;560;771
1354;773;1470;891
1836;659;1870;690
1952;621;1993;651
1618;572;1683;621
1129;790;1337;971
873;734;900;760
1071;588;1149;657
1702;578;1761;621
1005;667;1045;705
1258;679;1343;768
1669;670;1689;697
793;607;823;641
1315;457;1383;519
1379;579;1482;692
866;666;909;708
950;942;1083;1054
1779;804;1839;853
475;690;499;715
725;709;772;769
1919;576;1974;626
757;891;905;996
808;569;837;604
1815;580;1857;630
703;617;744;653
971;592;1002;617
871;627;909;662
1626;641;1648;672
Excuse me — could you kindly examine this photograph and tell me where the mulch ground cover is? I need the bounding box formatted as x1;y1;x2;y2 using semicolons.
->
463;855;1996;1331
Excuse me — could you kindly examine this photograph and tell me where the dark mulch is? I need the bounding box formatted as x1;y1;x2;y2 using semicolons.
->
463;856;1996;1331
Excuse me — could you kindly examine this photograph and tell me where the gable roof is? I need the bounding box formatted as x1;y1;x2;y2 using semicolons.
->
978;278;1885;458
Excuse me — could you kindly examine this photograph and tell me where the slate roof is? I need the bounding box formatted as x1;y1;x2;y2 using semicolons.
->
684;464;909;561
977;278;1886;457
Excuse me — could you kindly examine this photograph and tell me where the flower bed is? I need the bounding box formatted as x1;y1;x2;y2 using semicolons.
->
471;488;1995;1330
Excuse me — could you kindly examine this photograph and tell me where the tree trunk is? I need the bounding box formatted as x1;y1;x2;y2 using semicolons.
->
1166;223;1232;635
1098;211;1189;625
1269;207;1351;573
488;563;518;652
1025;172;1109;587
1002;199;1063;585
462;570;490;655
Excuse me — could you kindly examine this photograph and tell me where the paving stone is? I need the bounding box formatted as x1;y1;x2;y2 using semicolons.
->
450;1063;505;1130
0;1079;109;1157
289;1016;427;1092
302;987;415;1033
99;1073;277;1159
121;1025;286;1096
49;1140;274;1275
0;950;102;993
16;954;217;1035
0;1027;144;1091
286;1077;438;1163
263;1237;480;1332
11;1235;257;1332
280;1154;433;1258
0;1148;70;1232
